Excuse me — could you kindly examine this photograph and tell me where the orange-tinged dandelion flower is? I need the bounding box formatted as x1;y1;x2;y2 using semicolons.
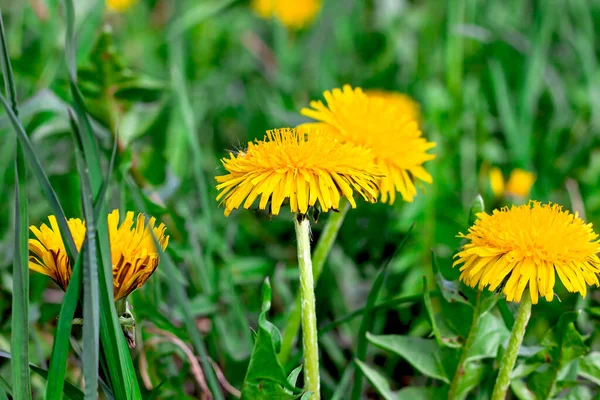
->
28;210;169;301
301;85;435;204
215;127;380;216
453;202;600;304
251;0;321;29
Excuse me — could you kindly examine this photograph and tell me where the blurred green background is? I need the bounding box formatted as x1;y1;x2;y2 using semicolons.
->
1;0;600;398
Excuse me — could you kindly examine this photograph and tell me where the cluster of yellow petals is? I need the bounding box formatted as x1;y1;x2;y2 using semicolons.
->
301;85;435;204
251;0;321;29
489;167;536;198
106;0;136;12
454;202;600;304
28;210;169;301
215;127;380;216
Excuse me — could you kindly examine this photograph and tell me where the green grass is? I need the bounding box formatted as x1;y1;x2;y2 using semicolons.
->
1;0;600;399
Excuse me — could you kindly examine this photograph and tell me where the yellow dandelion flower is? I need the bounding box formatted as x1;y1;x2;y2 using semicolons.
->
106;0;136;12
215;127;380;216
28;210;169;301
453;202;600;304
506;169;536;198
489;167;505;198
489;167;536;199
301;85;435;204
251;0;321;29
364;89;421;122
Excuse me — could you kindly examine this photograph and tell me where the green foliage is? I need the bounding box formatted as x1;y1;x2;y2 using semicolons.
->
241;279;303;399
2;0;600;399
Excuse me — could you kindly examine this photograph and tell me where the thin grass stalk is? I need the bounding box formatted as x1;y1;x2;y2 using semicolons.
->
12;142;31;400
294;215;320;400
279;201;350;364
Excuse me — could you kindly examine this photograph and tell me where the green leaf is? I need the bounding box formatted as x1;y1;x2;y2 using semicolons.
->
12;141;31;399
454;362;486;400
579;352;600;386
367;333;452;383
466;312;510;363
423;276;461;348
527;311;588;399
354;359;397;400
351;223;415;399
241;278;303;399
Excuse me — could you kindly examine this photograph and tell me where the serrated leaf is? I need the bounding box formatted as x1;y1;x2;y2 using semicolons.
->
241;279;303;399
527;311;588;399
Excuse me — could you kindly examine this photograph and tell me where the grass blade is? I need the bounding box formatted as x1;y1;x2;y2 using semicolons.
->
0;7;17;114
61;1;142;396
350;223;415;400
12;142;31;400
45;256;83;399
0;351;85;400
69;114;100;399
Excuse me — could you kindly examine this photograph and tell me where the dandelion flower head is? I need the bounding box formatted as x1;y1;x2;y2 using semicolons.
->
28;210;169;300
251;0;321;29
106;0;136;12
301;85;435;204
453;202;600;304
364;89;421;122
489;167;536;199
215;127;380;216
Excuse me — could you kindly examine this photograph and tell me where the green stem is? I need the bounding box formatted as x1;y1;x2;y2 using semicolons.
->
294;215;320;400
491;292;532;400
448;292;481;400
279;201;350;363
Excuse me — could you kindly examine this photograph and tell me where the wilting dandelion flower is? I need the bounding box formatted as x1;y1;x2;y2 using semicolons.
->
489;167;536;198
453;202;600;304
28;210;169;301
251;0;321;29
301;85;435;204
215;127;379;216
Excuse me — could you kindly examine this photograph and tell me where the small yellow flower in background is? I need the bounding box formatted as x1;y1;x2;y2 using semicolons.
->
453;202;600;304
364;89;421;123
489;167;505;198
215;127;380;216
251;0;321;29
489;167;536;198
506;169;536;197
301;85;435;204
28;210;169;301
106;0;136;13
